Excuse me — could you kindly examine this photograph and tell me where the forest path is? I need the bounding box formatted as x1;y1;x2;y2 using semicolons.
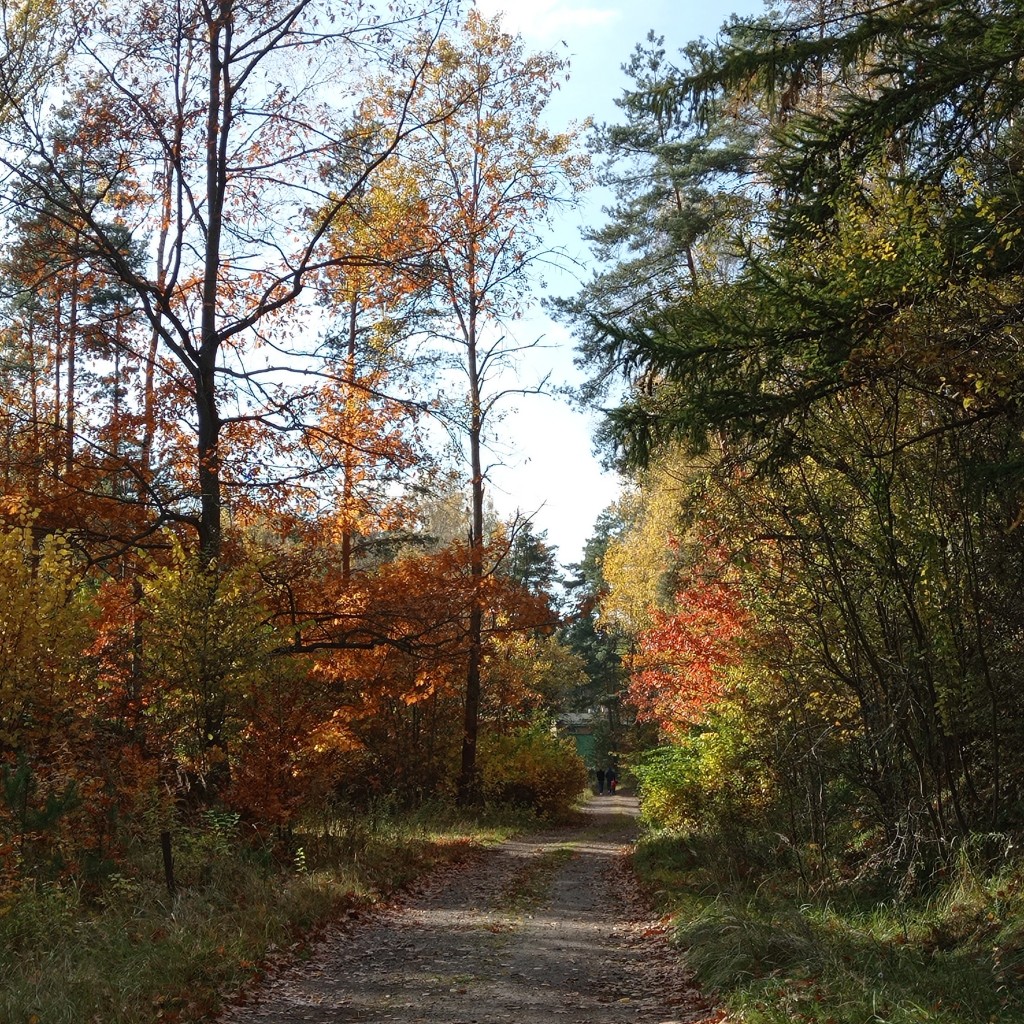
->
219;795;718;1024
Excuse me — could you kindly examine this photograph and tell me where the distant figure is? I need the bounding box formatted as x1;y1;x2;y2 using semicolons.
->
596;767;606;794
607;767;618;793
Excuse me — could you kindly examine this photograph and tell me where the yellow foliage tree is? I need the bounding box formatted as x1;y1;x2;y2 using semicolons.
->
0;519;93;881
601;447;715;633
482;632;588;732
139;540;281;796
0;522;91;757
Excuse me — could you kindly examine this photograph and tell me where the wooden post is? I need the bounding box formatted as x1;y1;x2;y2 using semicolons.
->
160;830;176;895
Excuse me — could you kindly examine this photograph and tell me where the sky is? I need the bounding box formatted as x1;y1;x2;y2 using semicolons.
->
471;0;766;568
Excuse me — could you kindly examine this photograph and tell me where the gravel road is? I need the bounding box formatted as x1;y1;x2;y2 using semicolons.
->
219;795;720;1024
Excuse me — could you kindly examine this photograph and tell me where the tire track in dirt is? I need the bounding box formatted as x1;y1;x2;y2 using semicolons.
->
219;795;719;1024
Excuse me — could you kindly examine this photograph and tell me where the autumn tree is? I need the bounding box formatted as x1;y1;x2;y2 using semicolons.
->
0;516;92;761
569;0;1024;867
134;538;284;796
372;11;588;801
311;172;437;577
0;0;457;565
0;1;66;125
0;0;484;811
628;574;746;735
0;515;96;878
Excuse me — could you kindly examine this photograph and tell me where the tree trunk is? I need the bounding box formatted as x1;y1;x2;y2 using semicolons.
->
65;268;79;476
458;317;485;806
341;295;358;580
53;289;62;476
197;4;228;565
195;364;222;564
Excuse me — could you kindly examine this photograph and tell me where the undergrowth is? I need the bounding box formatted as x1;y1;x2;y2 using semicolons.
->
633;830;1024;1024
0;800;531;1024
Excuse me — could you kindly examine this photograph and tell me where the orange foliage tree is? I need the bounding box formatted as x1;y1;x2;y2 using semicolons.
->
0;0;460;563
0;2;594;881
628;575;748;734
252;533;558;802
310;172;435;576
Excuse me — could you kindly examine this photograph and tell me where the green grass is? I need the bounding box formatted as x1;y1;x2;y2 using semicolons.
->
0;802;529;1024
633;830;1024;1024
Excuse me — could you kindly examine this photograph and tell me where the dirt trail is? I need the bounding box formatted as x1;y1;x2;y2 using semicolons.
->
219;795;717;1024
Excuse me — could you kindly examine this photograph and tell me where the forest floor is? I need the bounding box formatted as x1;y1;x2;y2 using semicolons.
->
217;795;721;1024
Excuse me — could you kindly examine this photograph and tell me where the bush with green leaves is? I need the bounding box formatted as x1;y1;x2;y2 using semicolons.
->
631;701;771;834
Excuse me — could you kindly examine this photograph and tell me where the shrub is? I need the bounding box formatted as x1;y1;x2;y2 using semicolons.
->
478;723;588;819
631;719;766;835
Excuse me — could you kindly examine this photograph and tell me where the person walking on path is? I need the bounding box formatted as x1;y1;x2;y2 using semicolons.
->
596;767;606;794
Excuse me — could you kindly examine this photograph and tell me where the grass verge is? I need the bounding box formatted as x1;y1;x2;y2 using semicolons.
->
0;802;531;1024
633;830;1024;1024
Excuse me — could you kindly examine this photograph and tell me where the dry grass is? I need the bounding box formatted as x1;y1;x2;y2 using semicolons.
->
0;803;528;1024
